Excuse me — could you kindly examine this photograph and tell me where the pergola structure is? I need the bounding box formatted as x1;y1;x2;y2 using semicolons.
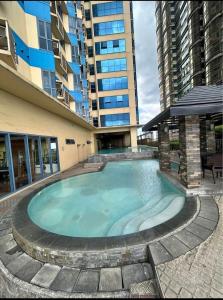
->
142;85;223;188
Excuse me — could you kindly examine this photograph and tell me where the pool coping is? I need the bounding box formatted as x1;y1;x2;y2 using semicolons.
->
11;164;199;268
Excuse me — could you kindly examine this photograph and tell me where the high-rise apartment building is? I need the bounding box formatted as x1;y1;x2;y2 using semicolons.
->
0;1;89;119
156;1;223;111
83;0;139;149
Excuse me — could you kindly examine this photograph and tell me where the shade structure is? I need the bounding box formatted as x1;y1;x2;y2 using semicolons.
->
142;85;223;132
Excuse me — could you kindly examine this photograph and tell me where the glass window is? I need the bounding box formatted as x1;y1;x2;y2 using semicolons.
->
92;100;97;110
42;70;56;97
0;135;10;197
88;46;94;57
38;20;52;51
96;58;127;73
93;117;98;127
50;138;59;173
73;73;81;90
86;28;92;39
99;95;129;109
94;20;125;36
28;137;42;182
89;64;95;75
85;9;91;21
69;16;77;34
92;1;123;17
10;135;29;189
41;138;51;175
71;45;79;63
98;77;128;91
100;113;130;127
90;82;96;93
95;39;126;55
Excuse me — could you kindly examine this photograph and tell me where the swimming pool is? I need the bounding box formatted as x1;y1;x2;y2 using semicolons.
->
28;160;185;238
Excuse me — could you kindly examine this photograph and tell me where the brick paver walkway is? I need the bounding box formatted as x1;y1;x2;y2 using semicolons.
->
156;195;223;298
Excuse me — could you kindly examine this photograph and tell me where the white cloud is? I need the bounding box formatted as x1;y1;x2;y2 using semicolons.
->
133;1;160;132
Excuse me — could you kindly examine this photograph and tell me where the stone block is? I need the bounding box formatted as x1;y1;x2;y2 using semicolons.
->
122;264;146;289
99;267;122;291
31;264;61;288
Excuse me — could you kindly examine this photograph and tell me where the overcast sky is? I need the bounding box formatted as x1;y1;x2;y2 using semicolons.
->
133;1;160;132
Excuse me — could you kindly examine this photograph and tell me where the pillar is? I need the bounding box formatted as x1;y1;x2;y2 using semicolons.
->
179;115;202;188
130;127;137;147
200;119;216;155
158;123;170;171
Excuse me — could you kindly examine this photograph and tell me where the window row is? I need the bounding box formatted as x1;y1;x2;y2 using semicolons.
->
98;76;128;91
100;113;130;127
94;20;125;36
92;1;123;17
99;95;129;109
96;58;127;73
95;39;126;55
0;134;59;198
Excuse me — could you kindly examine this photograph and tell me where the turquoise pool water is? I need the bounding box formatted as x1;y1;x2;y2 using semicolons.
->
28;160;185;237
97;145;158;154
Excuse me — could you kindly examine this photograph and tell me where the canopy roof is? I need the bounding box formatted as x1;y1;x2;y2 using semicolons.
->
142;85;223;132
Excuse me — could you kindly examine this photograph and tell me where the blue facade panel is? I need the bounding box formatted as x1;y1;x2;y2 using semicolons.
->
68;33;78;46
13;31;30;64
67;2;76;17
69;62;81;75
69;91;83;103
29;49;55;71
18;1;51;22
13;31;55;71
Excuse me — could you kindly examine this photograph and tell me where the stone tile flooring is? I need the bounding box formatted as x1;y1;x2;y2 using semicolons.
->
156;195;223;298
0;231;158;297
0;162;222;298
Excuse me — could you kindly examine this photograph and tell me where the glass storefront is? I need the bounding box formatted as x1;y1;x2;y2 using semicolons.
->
11;135;29;189
29;137;42;182
0;135;10;198
0;133;60;199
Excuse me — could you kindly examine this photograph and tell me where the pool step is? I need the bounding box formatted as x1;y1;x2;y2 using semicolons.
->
122;195;184;235
139;196;184;231
107;194;163;236
107;194;180;236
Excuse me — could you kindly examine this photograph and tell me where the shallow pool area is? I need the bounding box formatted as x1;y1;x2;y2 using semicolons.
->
28;160;185;238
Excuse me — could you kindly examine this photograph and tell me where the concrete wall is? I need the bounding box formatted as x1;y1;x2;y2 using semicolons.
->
0;90;94;171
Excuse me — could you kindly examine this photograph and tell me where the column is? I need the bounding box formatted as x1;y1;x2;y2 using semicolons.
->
130;127;138;147
179;115;202;188
158;123;170;171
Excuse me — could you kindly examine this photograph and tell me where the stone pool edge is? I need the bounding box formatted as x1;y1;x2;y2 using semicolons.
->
12;180;198;268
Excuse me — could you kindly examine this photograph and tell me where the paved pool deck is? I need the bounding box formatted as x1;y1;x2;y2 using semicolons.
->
0;161;222;298
156;195;223;299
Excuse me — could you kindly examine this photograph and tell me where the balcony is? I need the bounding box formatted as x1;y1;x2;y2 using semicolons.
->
50;3;64;40
52;39;68;75
56;80;70;107
0;19;17;69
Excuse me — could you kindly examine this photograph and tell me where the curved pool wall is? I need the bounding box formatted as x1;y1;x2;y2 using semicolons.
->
12;159;198;268
27;160;185;238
